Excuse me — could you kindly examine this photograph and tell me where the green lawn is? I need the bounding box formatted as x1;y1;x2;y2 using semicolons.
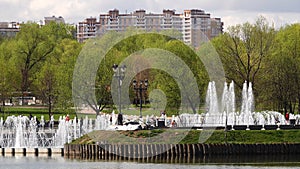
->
0;104;200;122
70;129;300;145
0;105;159;122
183;130;300;144
0;106;76;121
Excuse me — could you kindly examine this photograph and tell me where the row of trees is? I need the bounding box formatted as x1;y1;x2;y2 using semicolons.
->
0;22;81;117
74;30;208;116
0;17;300;116
212;17;300;114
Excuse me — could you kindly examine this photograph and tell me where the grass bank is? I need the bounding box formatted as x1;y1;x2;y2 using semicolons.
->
70;129;300;145
0;106;76;121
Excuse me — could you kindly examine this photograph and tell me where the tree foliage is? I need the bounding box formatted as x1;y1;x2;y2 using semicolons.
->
1;18;300;116
82;31;209;116
211;17;276;110
0;22;79;116
211;17;300;113
212;17;275;90
264;24;300;113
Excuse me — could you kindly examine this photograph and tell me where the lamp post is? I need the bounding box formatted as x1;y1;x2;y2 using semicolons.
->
133;79;148;118
112;64;126;116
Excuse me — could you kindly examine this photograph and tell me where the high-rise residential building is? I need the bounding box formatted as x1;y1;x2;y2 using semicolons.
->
0;22;20;37
44;16;65;25
77;9;223;47
77;17;100;42
0;16;68;39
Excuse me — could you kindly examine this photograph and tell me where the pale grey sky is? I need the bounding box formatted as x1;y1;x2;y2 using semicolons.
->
0;0;299;30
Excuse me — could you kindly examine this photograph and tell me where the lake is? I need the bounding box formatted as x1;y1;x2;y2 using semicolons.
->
1;155;300;169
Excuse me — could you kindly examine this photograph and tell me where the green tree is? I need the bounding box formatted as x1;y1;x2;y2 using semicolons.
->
0;39;18;107
73;31;122;116
34;38;81;117
55;39;81;114
35;61;56;117
74;30;209;116
265;24;300;113
113;32;207;115
160;39;209;114
11;22;74;105
0;52;10;107
212;17;275;90
15;23;53;94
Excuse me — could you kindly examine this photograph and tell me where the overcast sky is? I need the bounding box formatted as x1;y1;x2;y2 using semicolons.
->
1;0;300;30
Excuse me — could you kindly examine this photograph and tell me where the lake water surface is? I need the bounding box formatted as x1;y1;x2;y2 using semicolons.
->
1;156;300;169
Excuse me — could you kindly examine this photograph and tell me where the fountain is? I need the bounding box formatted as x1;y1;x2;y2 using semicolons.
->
0;112;143;148
172;81;300;128
200;81;300;128
221;81;236;126
203;81;220;126
1;81;300;149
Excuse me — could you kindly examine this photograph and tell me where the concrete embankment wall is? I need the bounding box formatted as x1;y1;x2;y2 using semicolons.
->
64;143;300;160
2;143;300;159
0;147;64;157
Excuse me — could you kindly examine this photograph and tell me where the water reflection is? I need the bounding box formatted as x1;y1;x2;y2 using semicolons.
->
198;154;300;165
66;152;300;166
2;154;300;169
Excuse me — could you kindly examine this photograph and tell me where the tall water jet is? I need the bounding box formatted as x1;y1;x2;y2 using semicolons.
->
228;81;236;114
221;82;229;126
15;116;26;148
239;81;254;125
73;117;77;140
247;82;255;113
221;82;229;114
94;114;110;130
54;116;68;147
228;81;236;125
221;81;236;126
40;116;45;131
28;117;38;147
204;81;219;126
241;81;248;115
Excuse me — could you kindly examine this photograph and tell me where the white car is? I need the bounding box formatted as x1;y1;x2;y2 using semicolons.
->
108;121;142;131
4;103;13;106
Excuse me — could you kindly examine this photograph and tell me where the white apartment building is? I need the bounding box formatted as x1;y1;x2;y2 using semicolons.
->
0;22;20;37
77;9;223;47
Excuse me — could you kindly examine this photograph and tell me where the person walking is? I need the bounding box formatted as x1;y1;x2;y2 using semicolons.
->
65;114;70;121
117;113;123;125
